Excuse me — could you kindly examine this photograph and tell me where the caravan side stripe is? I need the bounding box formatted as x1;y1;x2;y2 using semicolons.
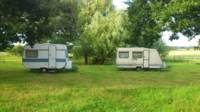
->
56;59;66;62
23;59;66;62
23;59;48;62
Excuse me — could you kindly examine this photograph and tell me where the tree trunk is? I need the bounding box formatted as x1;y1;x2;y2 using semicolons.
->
100;58;105;65
84;54;88;65
93;58;105;65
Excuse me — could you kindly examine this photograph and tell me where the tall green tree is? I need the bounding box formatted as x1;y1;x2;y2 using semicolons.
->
49;0;79;44
127;0;200;47
0;0;54;49
127;0;162;47
78;0;113;27
79;11;127;64
0;0;78;50
77;0;114;64
154;0;200;40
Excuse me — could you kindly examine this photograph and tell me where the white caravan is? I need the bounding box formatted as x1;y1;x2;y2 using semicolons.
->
23;44;72;71
116;48;166;69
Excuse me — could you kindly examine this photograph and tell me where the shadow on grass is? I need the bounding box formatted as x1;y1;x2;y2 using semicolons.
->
117;66;171;72
28;65;79;74
195;63;200;65
165;59;188;63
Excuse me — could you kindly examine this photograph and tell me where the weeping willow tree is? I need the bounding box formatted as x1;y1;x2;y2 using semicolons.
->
80;11;128;64
74;0;128;64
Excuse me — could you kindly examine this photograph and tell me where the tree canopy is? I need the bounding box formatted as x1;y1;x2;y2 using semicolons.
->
73;0;128;64
127;0;162;47
79;11;127;64
156;0;200;40
127;0;200;47
0;0;78;49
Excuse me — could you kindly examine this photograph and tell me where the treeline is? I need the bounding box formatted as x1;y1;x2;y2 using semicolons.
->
0;0;200;64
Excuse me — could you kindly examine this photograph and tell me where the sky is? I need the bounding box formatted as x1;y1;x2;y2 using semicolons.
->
113;0;129;10
113;0;200;47
162;31;200;47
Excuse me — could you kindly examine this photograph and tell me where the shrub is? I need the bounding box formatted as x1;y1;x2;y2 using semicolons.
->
6;45;24;56
152;39;169;58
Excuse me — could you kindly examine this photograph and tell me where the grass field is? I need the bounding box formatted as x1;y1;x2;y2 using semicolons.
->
1;52;200;112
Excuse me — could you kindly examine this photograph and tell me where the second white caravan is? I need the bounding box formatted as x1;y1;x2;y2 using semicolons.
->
116;48;166;69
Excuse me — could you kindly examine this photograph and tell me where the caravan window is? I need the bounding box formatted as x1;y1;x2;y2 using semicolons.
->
119;52;129;58
26;50;38;58
132;52;143;59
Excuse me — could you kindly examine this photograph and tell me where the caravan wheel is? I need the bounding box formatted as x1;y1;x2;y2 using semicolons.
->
41;68;48;72
136;66;142;71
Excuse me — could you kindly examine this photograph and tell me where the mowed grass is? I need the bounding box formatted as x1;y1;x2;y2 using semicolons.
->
1;54;200;111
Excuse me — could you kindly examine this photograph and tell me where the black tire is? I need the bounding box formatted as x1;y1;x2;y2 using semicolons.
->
136;67;142;71
41;68;48;72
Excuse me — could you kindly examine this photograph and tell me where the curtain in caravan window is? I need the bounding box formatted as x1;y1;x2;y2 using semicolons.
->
119;52;129;58
26;50;38;58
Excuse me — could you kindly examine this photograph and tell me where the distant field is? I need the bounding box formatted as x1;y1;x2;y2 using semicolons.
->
169;50;200;56
0;52;21;62
166;50;200;63
1;53;200;111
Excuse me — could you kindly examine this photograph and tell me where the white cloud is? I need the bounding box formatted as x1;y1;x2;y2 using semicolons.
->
162;31;200;47
113;0;128;10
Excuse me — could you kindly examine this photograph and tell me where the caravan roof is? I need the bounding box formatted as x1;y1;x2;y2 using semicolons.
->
25;44;67;50
117;47;152;51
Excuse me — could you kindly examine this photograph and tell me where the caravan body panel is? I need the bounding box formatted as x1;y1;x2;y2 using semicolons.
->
49;45;56;69
143;50;150;68
149;49;163;68
23;44;70;70
116;48;165;69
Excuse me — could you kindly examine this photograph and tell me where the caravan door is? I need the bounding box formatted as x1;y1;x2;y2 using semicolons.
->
49;45;56;68
143;50;149;68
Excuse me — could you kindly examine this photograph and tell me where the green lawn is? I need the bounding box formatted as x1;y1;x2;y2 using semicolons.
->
1;60;200;112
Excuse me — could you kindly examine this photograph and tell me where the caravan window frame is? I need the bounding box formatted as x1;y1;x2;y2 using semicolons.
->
132;52;143;59
119;51;129;59
25;50;38;58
